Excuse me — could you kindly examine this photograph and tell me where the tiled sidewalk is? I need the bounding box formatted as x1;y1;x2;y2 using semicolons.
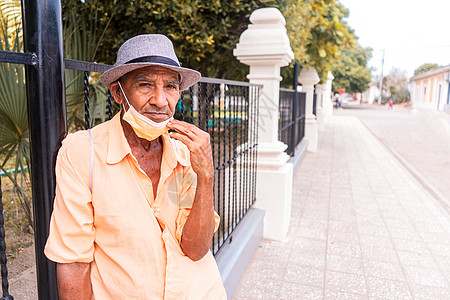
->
233;115;450;299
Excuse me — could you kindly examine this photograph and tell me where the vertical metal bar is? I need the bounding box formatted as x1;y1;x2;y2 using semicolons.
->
84;71;90;129
210;83;215;252
291;62;299;156
189;87;194;124
253;86;259;206
0;177;13;300
215;84;222;255
227;84;232;237
240;86;244;218
21;0;66;298
107;90;114;120
232;86;237;231
222;85;227;246
198;83;202;128
180;91;185;121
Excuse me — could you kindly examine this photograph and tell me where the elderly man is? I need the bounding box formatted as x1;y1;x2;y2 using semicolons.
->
44;34;227;299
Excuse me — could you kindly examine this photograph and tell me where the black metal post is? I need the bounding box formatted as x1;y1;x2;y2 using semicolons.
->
291;62;299;157
21;0;66;299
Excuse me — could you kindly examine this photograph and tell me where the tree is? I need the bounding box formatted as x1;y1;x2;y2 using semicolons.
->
0;1;33;227
62;0;354;83
330;43;372;93
384;67;410;103
414;63;440;75
62;0;288;80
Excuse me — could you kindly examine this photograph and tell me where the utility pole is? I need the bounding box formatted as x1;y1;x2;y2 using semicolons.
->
378;49;385;105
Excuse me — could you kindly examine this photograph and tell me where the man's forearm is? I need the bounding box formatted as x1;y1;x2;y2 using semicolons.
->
180;174;215;261
57;262;92;300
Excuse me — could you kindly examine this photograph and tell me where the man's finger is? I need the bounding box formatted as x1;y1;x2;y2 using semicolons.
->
167;120;202;137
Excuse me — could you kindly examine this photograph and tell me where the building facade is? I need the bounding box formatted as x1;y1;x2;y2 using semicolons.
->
410;65;450;111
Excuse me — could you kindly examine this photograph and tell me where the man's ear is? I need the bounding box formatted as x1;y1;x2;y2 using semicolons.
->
109;81;123;105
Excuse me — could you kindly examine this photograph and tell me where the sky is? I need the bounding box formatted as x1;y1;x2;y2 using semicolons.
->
339;0;450;78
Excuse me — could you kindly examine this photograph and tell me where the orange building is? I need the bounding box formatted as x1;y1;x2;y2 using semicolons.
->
410;65;450;110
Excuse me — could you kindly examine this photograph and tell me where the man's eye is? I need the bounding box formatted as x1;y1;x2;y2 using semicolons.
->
166;84;178;89
139;83;151;87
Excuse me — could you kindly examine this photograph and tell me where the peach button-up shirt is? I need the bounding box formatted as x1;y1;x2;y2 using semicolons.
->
44;113;226;299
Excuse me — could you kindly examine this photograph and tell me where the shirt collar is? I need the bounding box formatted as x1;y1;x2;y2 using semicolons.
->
106;113;190;168
107;113;132;164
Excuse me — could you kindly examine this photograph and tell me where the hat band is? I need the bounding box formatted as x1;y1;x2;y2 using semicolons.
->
124;55;180;67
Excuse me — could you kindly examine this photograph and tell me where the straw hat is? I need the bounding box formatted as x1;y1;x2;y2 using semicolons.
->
100;34;201;90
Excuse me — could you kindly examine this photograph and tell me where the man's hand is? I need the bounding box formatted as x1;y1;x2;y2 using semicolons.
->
167;120;214;179
167;120;215;261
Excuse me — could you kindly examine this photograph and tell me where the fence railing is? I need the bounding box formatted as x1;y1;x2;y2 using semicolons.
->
74;62;260;256
278;88;306;156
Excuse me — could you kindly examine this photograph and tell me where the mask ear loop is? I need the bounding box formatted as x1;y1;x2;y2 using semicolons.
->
117;81;131;112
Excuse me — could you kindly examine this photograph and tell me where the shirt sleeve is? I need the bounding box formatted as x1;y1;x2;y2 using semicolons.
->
175;166;220;244
44;136;95;263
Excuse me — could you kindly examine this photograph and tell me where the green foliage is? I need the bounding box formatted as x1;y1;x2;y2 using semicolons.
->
281;0;355;85
330;43;372;94
63;0;115;130
62;0;353;83
0;6;33;227
62;0;286;81
414;63;440;75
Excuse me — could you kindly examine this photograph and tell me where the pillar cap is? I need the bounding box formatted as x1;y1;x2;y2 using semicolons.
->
234;8;294;67
327;71;335;81
298;68;320;86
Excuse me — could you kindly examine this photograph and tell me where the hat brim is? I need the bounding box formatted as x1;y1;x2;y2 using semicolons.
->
99;62;201;90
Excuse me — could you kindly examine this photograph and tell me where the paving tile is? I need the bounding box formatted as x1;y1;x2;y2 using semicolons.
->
327;230;360;245
391;238;431;254
365;276;412;300
325;271;367;295
289;251;326;269
409;284;450;300
243;258;289;280
363;260;405;281
327;241;362;258
426;242;450;256
358;224;391;238
324;289;368;300
292;237;327;254
396;250;438;269
232;277;282;300
279;282;323;300
418;231;450;245
284;264;324;287
403;265;448;288
326;254;364;275
414;221;448;234
360;245;399;264
359;234;394;249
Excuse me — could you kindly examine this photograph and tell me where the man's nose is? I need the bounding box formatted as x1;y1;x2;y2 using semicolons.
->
150;85;167;107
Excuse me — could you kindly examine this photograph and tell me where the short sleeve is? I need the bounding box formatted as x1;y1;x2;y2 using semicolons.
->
44;135;95;263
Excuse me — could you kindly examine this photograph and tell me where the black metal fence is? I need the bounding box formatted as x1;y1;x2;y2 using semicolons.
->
278;88;306;156
74;66;260;256
313;93;317;116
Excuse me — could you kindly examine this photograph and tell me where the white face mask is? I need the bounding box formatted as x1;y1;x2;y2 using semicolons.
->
118;82;174;141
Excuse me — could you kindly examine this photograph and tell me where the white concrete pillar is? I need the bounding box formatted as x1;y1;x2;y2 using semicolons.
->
234;7;294;241
298;68;320;152
323;71;334;119
315;84;325;128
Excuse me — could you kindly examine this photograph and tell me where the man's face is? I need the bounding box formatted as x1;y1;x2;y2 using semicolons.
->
111;66;181;123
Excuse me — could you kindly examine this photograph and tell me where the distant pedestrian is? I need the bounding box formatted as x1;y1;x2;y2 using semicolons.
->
388;99;393;109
